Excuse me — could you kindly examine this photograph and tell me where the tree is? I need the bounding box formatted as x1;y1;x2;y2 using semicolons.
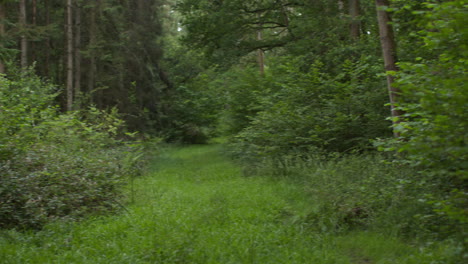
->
66;0;73;111
86;0;98;100
19;0;27;69
349;0;360;39
176;0;299;67
375;0;402;137
0;2;5;74
74;0;81;109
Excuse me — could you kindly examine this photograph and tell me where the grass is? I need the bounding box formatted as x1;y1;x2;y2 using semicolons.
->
0;144;457;263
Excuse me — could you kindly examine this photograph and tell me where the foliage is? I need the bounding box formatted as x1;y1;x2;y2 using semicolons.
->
1;0;170;133
0;145;460;263
158;36;222;143
228;55;391;162
0;69;143;229
382;0;468;237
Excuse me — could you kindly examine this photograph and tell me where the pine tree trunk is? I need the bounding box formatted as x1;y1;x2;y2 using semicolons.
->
66;0;74;111
20;0;28;69
31;0;37;63
257;14;265;75
45;0;51;77
349;0;360;39
74;2;81;109
375;0;403;137
88;0;97;97
257;31;265;76
0;3;5;74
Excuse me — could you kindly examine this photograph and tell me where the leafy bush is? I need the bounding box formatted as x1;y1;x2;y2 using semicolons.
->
385;0;468;239
162;72;222;144
228;56;391;163
0;69;144;229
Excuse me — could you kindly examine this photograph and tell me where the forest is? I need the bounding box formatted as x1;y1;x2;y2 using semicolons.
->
0;0;467;263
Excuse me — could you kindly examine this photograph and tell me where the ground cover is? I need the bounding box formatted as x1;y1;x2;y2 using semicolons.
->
0;145;451;263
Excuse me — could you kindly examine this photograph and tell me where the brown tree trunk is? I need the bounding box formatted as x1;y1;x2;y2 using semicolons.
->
31;0;37;63
257;31;265;76
375;0;403;137
74;2;81;109
44;0;51;76
257;14;265;75
20;0;28;69
88;0;99;104
66;0;74;111
0;3;5;74
349;0;360;39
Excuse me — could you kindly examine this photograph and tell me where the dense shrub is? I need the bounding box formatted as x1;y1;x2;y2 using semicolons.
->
384;0;468;241
227;56;391;163
0;70;143;229
162;72;222;144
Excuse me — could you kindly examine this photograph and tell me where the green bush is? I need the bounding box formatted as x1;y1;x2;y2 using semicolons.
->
228;56;391;164
0;69;144;229
387;0;468;239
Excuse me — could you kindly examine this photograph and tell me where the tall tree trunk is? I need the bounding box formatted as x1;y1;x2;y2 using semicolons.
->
338;0;344;18
375;0;403;137
349;0;360;39
0;3;5;74
31;0;37;63
44;0;50;76
19;0;28;69
66;0;74;111
257;32;265;76
257;14;265;75
74;2;81;109
88;0;98;104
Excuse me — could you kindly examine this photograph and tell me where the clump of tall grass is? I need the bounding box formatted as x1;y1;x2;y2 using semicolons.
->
233;150;463;243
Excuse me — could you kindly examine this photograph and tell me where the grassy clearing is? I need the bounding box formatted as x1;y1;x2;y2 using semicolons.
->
0;145;454;263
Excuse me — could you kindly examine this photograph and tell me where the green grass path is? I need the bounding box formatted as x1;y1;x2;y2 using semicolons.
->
0;145;433;263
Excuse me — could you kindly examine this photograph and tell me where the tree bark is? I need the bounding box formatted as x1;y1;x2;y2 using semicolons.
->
375;0;403;137
349;0;360;39
74;2;81;109
88;0;99;104
257;14;265;75
0;3;5;74
257;31;265;76
20;0;28;69
66;0;74;111
31;0;37;63
44;0;50;76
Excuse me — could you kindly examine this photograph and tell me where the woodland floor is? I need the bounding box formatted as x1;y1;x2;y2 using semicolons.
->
0;145;440;263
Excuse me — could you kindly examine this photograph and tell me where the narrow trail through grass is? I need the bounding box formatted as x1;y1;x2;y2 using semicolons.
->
1;145;437;263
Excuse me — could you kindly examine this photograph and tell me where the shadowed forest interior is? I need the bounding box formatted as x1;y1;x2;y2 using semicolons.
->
0;1;466;263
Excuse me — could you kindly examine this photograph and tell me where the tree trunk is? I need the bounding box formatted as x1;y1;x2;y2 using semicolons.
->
349;0;360;39
31;0;37;63
375;0;403;137
66;0;74;111
338;0;344;18
257;31;265;75
74;2;81;109
20;0;28;69
88;0;98;103
257;14;265;75
45;0;50;76
0;3;5;74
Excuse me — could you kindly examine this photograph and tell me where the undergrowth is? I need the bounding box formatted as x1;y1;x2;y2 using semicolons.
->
230;147;466;263
0;145;462;263
0;69;146;229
